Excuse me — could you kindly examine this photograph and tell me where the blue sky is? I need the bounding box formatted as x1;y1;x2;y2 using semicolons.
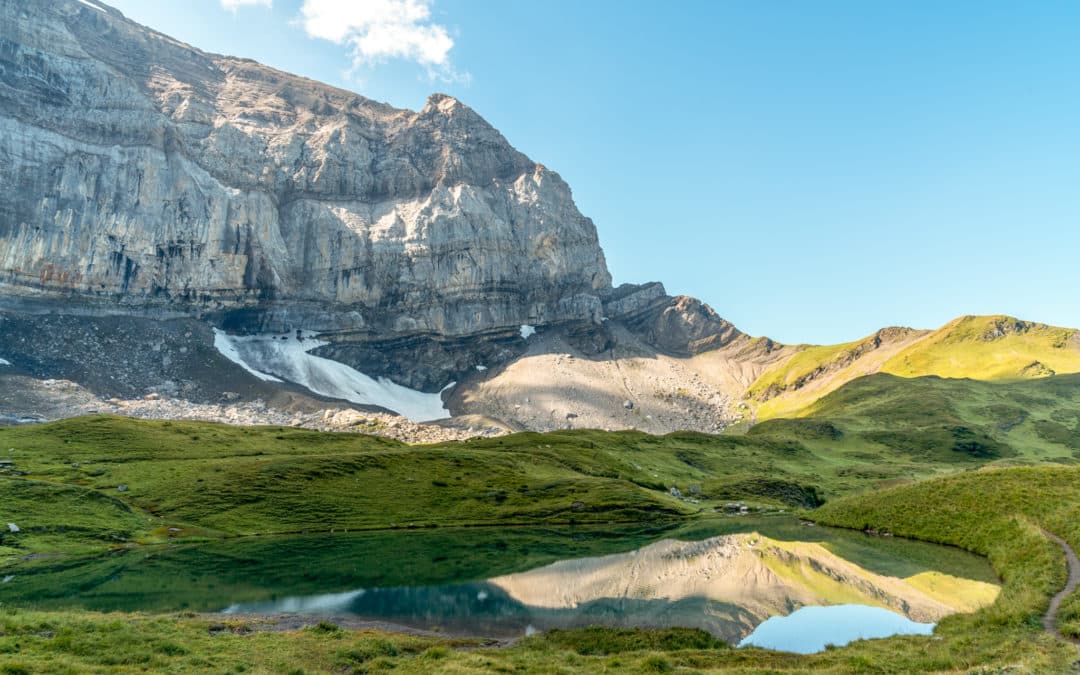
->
105;0;1080;344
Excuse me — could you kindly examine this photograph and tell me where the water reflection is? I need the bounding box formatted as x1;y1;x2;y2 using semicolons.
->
0;519;999;649
218;531;998;645
739;604;935;653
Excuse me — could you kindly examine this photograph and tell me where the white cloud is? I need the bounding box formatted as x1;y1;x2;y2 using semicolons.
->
299;0;462;80
221;0;271;11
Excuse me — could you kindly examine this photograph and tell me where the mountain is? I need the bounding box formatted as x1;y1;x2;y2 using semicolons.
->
0;0;750;424
0;0;1077;436
745;315;1080;420
1;0;610;335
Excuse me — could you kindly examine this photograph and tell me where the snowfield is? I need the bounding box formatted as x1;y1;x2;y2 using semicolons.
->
212;330;282;383
212;330;452;422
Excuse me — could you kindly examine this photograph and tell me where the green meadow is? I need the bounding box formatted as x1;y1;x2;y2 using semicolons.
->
2;369;1080;671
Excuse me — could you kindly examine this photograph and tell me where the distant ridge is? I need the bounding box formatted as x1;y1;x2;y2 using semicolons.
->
745;315;1080;420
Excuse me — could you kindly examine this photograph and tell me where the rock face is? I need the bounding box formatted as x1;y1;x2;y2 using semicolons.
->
605;283;745;356
0;0;762;429
0;0;610;337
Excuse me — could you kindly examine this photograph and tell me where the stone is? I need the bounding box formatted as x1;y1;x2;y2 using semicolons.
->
6;523;19;533
117;484;128;492
0;0;611;339
0;0;782;433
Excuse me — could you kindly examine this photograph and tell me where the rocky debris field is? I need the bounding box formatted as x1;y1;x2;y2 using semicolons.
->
0;307;770;438
452;325;777;434
0;375;501;444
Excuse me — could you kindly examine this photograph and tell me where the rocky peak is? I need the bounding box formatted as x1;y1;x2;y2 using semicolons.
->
0;0;611;340
603;283;744;356
423;93;465;115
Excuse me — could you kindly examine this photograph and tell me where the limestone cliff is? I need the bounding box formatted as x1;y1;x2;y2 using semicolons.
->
0;0;763;427
0;0;610;336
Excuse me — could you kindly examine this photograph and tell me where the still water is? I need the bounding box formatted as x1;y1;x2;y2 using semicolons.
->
738;604;935;653
0;518;998;652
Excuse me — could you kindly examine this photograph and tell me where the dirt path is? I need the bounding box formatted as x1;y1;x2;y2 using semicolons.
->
1042;530;1080;644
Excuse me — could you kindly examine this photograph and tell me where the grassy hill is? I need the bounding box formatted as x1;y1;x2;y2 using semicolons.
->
749;370;1080;485
1;467;1078;671
797;371;1080;459
2;369;1080;671
881;315;1080;379
5;368;1080;566
812;465;1080;641
743;327;928;419
746;315;1080;419
0;416;834;566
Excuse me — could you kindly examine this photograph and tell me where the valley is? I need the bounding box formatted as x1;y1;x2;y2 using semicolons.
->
4;327;1080;672
1;0;1078;672
1;413;1079;671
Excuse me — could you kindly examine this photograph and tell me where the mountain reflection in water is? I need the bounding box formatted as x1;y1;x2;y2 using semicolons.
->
221;532;998;644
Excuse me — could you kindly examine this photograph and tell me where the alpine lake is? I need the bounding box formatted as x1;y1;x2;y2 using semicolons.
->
0;517;998;654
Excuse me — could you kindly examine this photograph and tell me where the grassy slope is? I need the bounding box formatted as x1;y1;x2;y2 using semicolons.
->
3;463;1080;673
3;370;1080;671
745;328;926;419
798;372;1080;463
747;315;1080;420
6;369;1080;563
811;466;1080;640
746;372;1080;501
0;416;841;566
882;315;1080;379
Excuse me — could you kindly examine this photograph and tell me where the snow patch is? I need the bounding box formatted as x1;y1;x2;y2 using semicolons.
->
213;329;282;382
1;576;13;584
6;523;19;533
520;324;536;339
475;365;487;372
212;330;451;422
0;358;9;366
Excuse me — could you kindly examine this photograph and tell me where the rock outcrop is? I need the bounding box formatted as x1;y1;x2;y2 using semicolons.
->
0;0;610;338
0;0;764;429
604;283;744;356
